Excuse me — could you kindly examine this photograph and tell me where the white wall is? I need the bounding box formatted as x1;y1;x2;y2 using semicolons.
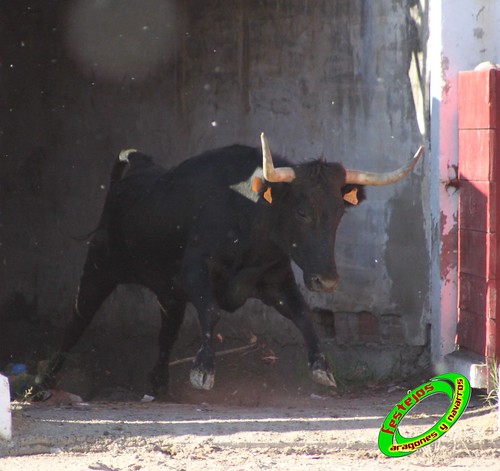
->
429;0;500;362
0;375;11;441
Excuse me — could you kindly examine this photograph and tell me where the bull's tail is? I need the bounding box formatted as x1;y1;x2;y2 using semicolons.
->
110;148;154;185
108;149;137;186
109;148;156;190
118;148;138;163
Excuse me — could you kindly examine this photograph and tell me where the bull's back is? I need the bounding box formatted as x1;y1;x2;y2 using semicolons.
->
166;145;262;187
105;145;268;274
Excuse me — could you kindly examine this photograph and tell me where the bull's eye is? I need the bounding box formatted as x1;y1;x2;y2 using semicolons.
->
295;208;312;224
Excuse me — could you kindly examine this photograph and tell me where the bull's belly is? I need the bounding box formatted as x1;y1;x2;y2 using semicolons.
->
211;264;273;313
120;244;278;312
215;285;252;313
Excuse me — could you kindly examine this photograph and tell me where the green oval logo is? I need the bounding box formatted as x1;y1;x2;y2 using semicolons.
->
378;372;471;457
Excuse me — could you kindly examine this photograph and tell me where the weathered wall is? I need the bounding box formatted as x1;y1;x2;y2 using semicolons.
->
428;0;500;365
0;0;428;397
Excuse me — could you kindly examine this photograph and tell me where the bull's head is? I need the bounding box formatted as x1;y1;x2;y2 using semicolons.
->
259;133;424;293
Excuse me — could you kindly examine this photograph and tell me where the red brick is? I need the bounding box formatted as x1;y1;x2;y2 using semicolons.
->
459;180;496;232
358;311;380;344
458;129;497;181
457;309;486;356
334;313;357;345
458;69;500;130
459;229;496;279
458;273;488;316
333;312;381;345
486;316;498;358
379;314;405;345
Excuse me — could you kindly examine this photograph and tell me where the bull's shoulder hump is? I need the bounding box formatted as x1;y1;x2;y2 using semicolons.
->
171;145;261;179
124;151;155;167
181;144;291;173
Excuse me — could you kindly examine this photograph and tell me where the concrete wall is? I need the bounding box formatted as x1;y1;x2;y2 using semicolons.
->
428;0;500;364
0;0;428;397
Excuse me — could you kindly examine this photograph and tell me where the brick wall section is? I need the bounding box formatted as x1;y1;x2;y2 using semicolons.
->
0;1;427;392
458;68;500;358
328;311;404;346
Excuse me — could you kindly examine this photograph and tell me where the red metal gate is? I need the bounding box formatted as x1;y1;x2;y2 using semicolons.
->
458;67;500;364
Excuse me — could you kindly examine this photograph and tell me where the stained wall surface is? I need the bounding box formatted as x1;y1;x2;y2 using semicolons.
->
0;0;428;396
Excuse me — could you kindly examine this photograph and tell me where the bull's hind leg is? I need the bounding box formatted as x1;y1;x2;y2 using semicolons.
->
37;236;117;388
149;296;186;396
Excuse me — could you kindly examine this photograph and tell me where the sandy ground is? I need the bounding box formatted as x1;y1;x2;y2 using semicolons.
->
0;384;499;471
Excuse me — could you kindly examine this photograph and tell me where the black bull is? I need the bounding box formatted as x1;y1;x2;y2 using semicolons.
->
39;134;423;394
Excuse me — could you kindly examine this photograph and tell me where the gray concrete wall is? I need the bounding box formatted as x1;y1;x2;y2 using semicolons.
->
0;0;429;397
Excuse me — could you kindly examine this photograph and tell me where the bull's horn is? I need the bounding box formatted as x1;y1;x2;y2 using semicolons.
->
261;132;296;183
345;146;424;186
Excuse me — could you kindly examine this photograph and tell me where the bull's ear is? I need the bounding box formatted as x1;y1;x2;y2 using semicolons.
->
252;176;273;204
342;184;366;206
343;187;359;205
263;187;273;203
252;177;265;193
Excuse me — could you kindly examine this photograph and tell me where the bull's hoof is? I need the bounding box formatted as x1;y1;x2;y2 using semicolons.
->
190;367;215;390
311;368;337;388
310;357;337;388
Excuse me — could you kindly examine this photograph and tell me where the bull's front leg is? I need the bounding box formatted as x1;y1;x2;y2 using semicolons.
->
181;256;221;391
189;302;220;391
258;265;337;388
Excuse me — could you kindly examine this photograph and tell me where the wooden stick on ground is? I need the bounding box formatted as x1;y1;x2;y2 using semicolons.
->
168;338;258;367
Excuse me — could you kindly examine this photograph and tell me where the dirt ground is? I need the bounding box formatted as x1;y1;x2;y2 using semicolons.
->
0;379;499;471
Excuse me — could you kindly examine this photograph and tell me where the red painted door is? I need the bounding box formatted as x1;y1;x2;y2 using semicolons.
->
458;68;500;361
